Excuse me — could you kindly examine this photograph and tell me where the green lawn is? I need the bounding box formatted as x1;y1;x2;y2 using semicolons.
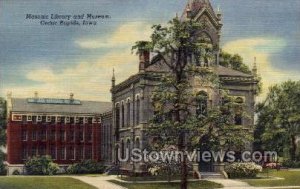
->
242;170;300;187
109;180;223;189
0;177;96;189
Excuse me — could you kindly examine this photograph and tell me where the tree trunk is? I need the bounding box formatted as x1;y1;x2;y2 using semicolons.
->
291;135;297;161
178;131;188;189
180;152;188;189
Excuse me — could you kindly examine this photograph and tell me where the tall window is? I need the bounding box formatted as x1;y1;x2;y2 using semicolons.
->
115;104;120;140
135;138;140;149
127;139;131;162
50;130;55;140
234;97;244;125
41;130;46;141
60;146;66;160
22;147;27;160
70;129;75;141
22;130;27;141
32;131;37;141
196;91;208;117
70;146;75;160
39;146;46;156
121;102;125;128
51;146;56;159
60;130;65;141
79;128;84;141
78;146;84;160
136;97;140;125
85;146;92;160
121;140;125;159
127;100;131;127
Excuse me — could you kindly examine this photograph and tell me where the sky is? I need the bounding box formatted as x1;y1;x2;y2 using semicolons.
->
0;0;299;102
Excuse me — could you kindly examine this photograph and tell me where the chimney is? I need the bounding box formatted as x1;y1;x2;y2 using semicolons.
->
186;4;192;19
217;5;222;21
70;93;74;101
252;57;258;77
34;91;38;99
138;41;150;72
111;68;116;87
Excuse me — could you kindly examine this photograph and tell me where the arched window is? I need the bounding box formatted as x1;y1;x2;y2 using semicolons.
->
115;104;120;140
196;32;213;67
121;140;125;159
127;100;130;127
121;102;125;128
126;139;131;162
115;144;120;164
196;91;208;117
136;96;140;125
234;97;244;125
135;138;140;149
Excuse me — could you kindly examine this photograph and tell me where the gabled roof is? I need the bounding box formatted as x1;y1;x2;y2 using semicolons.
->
10;98;111;115
182;0;217;20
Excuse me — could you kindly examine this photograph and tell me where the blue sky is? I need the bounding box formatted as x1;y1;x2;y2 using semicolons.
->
0;0;299;101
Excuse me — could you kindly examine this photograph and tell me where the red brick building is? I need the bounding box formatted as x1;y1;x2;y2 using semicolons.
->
6;93;111;174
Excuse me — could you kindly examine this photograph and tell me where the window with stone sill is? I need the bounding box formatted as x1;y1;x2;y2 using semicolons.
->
126;101;131;127
22;148;27;160
69;146;75;160
60;147;66;160
32;131;37;141
21;130;27;141
31;147;37;157
121;102;125;128
50;146;56;160
234;97;244;126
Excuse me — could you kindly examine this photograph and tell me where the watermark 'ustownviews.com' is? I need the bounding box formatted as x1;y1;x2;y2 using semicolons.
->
117;149;278;163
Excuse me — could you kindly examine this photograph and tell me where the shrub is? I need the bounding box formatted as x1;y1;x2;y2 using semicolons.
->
12;170;20;175
0;162;6;175
67;160;105;174
25;155;59;175
225;162;262;178
282;160;300;168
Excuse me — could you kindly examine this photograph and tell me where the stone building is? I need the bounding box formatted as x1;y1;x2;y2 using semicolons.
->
108;0;259;173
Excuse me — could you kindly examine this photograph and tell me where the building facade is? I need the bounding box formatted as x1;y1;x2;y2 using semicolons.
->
109;0;259;173
6;93;111;174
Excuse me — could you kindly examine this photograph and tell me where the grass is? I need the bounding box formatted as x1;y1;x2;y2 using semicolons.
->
242;170;300;187
109;180;223;189
0;177;97;189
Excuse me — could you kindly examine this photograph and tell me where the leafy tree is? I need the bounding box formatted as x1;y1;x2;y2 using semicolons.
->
256;80;300;161
219;50;252;74
0;98;6;147
133;17;252;189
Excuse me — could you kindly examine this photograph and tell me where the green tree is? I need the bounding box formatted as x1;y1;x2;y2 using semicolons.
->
219;50;252;74
256;80;300;161
133;17;252;189
0;98;6;147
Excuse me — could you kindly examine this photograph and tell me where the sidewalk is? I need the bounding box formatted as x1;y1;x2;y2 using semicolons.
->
72;175;300;189
211;179;300;189
72;175;126;189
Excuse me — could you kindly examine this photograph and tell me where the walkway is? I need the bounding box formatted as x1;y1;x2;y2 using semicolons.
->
72;175;300;189
72;175;126;189
211;179;300;189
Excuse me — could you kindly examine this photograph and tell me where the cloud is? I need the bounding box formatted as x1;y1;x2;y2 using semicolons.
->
4;50;139;101
223;37;300;101
4;22;153;101
75;22;152;49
